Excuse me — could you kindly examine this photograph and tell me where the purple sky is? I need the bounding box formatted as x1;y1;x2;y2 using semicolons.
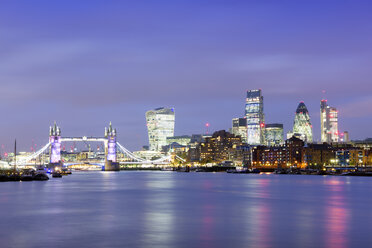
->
1;0;372;152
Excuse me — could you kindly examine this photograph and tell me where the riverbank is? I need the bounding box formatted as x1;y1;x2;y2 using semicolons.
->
119;166;372;176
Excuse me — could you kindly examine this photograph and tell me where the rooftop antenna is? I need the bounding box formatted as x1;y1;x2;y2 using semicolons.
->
205;123;210;135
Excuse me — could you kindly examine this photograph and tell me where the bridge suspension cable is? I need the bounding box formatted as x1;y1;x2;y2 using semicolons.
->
116;142;146;162
17;142;51;165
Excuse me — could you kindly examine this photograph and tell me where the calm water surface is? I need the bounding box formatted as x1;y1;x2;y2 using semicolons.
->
1;171;372;248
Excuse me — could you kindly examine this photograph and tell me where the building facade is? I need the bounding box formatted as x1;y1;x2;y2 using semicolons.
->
291;102;313;143
251;137;306;168
245;89;265;145
146;107;175;151
320;100;339;143
199;130;244;163
265;123;284;146
230;118;248;143
304;143;335;168
166;135;191;146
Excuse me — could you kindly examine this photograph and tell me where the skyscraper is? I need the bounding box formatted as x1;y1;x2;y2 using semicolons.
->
146;107;175;151
291;102;313;143
230;118;247;143
245;89;264;145
320;100;339;143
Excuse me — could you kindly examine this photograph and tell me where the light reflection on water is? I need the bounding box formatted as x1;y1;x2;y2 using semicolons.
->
0;172;372;248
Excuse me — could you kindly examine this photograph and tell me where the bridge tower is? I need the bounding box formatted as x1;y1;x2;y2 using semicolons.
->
49;122;62;166
104;122;119;171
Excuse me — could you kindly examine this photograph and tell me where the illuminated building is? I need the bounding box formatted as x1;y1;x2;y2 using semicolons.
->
199;130;244;163
166;135;191;146
304;143;334;168
230;118;247;143
343;131;349;142
265;123;284;146
320;100;339;143
146;107;175;151
251;136;305;168
291;102;313;143
245;89;264;145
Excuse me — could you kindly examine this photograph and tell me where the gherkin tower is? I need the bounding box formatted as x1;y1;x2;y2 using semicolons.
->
292;102;313;142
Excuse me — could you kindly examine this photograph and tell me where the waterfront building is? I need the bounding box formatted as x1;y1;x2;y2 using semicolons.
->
304;143;335;169
334;147;372;166
146;107;175;151
291;102;313;143
251;136;306;168
320;100;339;143
230;118;248;143
228;145;252;166
265;123;284;146
199;130;244;163
245;89;265;145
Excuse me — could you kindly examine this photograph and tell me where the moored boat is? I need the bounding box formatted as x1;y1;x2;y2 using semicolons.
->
52;172;62;178
33;173;49;181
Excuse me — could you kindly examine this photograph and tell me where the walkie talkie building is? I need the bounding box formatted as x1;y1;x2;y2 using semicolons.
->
146;107;175;151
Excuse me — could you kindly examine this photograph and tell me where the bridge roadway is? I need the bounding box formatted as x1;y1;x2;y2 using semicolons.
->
61;137;107;143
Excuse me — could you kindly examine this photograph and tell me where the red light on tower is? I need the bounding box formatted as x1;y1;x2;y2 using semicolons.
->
205;123;210;134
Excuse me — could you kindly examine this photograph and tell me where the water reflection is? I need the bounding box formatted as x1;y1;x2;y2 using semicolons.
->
246;178;272;248
0;172;370;248
143;173;175;248
325;179;350;248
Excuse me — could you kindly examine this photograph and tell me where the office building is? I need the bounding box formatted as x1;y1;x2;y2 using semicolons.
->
265;123;284;146
291;102;313;143
146;107;175;151
245;89;264;145
320;100;339;143
230;118;248;143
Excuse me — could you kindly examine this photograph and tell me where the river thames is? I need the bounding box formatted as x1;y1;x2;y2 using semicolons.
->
1;171;372;248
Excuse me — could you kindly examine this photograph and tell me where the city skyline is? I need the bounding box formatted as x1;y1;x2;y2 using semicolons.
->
1;1;372;151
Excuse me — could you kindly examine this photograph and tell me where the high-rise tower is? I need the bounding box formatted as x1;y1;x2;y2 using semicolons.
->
146;107;175;151
245;89;264;145
291;102;313;143
320;100;339;143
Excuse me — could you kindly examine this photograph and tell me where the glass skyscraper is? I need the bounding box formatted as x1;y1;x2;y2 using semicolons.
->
320;100;339;143
231;117;248;143
291;102;313;143
146;107;175;151
245;89;264;145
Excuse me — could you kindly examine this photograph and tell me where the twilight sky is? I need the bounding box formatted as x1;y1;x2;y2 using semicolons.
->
1;0;372;152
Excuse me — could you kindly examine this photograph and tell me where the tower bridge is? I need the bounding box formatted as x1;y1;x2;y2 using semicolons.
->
17;122;185;171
